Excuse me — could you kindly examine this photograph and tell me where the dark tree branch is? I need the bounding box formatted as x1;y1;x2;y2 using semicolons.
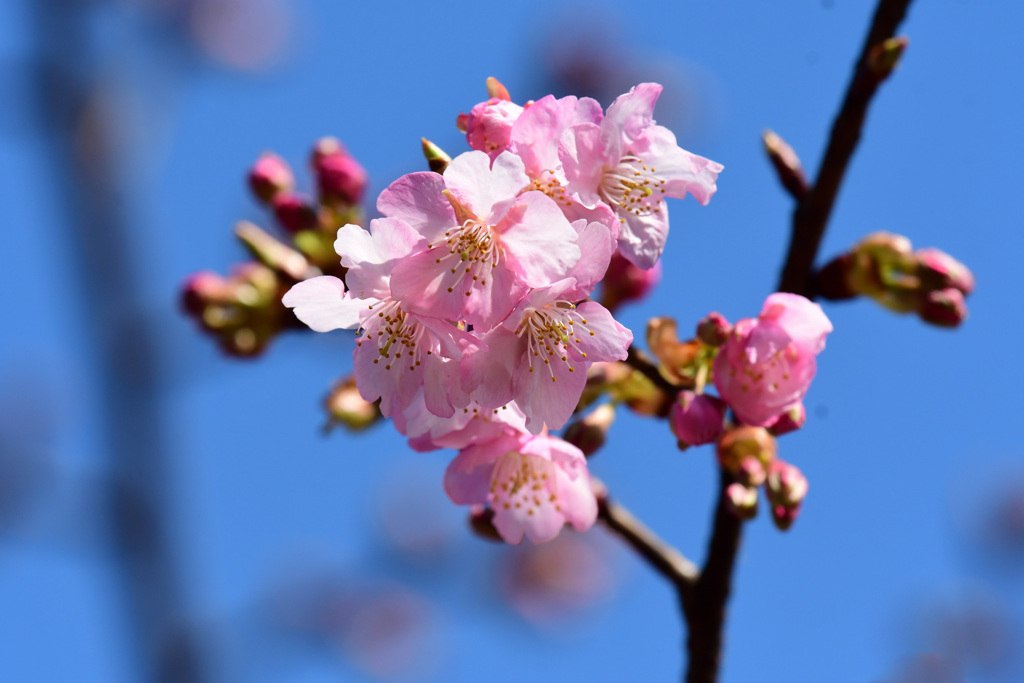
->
598;493;699;605
778;0;915;297
684;471;743;683
624;345;679;395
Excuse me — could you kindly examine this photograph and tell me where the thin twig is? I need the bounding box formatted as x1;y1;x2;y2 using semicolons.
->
778;0;914;297
597;493;698;605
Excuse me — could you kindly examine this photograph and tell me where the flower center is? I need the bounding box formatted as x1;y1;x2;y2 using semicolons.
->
488;451;559;515
356;298;430;372
599;155;667;223
428;220;503;296
515;303;595;382
526;170;573;208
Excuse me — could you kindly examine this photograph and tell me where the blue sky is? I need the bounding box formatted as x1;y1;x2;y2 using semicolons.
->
2;1;1023;681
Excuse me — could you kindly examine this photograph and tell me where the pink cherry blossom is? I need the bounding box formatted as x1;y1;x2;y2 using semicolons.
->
380;151;582;329
463;278;633;433
283;218;474;419
466;97;524;161
713;293;832;427
444;431;598;544
560;83;723;269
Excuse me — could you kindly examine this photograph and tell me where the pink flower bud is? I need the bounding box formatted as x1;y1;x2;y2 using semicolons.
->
766;461;808;508
725;483;759;520
696;312;731;347
736;457;766;487
272;193;319;234
717;425;776;476
180;271;227;315
767;403;806;436
311;137;368;206
670;391;725;449
914;247;975;295
770;503;801;531
599;252;661;312
918;287;968;328
248;152;294;203
713;293;832;427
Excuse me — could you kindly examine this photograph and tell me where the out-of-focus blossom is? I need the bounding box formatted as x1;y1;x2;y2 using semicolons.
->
696;311;731;347
600;252;661;312
713;293;832;427
271;192;319;234
248;151;294;203
919;288;968;328
716;425;777;477
312;137;367;207
725;483;758;520
563;403;616;457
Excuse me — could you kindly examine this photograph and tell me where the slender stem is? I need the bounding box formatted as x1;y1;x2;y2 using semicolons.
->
598;493;699;604
778;0;915;297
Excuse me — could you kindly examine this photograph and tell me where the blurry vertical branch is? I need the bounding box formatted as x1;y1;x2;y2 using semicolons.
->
28;2;206;682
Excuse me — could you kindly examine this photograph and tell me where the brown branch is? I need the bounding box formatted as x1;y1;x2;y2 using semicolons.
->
682;2;916;682
684;471;743;683
778;0;914;297
598;493;699;605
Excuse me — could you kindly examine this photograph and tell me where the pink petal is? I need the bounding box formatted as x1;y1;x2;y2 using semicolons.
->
572;302;634;361
630;126;722;206
601;82;662;157
376;172;456;242
617;210;669;270
281;276;363;332
498;192;581;287
513;348;588;433
560;123;609;205
443;151;528;222
760;293;833;354
565;220;616;297
335;219;425;300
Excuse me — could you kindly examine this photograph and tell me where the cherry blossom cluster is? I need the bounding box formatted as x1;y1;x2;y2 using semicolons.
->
283;81;722;544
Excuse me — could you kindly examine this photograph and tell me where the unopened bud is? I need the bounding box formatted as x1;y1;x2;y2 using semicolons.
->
311;138;367;206
421;138;452;174
867;36;908;79
670;391;725;450
485;76;511;101
918;287;968;328
248;152;294;203
455;112;469;133
717;426;777;476
563;404;616;457
180;271;228;315
915;247;975;296
272;193;319;234
815;254;858;300
468;506;503;543
771;503;801;531
600;253;661;312
766;461;808;508
725;483;759;520
324;376;381;432
696;312;731;347
762;129;807;200
768;403;806;437
234;221;319;282
736;457;766;487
